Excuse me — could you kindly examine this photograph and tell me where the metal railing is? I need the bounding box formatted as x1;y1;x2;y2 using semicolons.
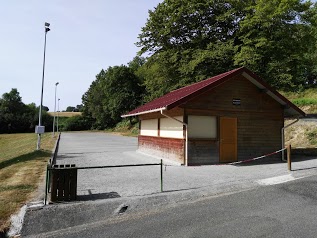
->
44;153;163;204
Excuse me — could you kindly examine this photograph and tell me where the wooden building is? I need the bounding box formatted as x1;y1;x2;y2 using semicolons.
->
122;67;305;165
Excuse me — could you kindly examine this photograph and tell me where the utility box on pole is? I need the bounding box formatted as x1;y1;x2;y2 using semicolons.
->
35;126;45;134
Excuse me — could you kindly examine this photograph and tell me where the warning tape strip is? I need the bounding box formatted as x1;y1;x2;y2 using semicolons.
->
218;147;287;165
163;147;287;168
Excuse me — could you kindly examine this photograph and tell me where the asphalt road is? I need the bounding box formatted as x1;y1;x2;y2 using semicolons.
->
28;174;317;238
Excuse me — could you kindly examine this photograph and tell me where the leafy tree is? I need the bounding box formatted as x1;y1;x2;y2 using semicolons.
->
82;65;144;129
234;0;317;88
128;56;146;73
76;104;83;112
62;115;90;131
0;89;28;133
0;89;53;133
66;106;76;112
137;0;317;96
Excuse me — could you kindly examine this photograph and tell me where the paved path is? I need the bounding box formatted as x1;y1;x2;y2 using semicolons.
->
21;132;317;237
33;175;317;238
56;132;317;200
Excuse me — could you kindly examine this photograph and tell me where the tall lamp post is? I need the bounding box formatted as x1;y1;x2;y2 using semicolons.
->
36;22;50;150
57;98;60;133
52;82;59;137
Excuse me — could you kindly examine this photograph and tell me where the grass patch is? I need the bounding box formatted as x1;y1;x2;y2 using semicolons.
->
307;129;317;145
280;88;317;113
285;120;317;148
106;119;139;137
0;133;55;232
291;98;317;106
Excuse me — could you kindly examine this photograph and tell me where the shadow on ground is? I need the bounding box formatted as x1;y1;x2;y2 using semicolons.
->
0;150;51;169
76;191;121;201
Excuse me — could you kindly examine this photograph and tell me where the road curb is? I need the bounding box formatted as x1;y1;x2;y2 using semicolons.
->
21;181;254;237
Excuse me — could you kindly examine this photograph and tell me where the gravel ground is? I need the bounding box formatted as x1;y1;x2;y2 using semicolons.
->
56;132;317;200
21;132;317;237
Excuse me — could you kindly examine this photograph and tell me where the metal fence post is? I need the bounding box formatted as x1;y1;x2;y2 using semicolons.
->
160;159;163;192
44;164;49;205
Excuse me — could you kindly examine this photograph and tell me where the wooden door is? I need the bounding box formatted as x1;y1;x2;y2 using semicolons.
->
219;117;237;163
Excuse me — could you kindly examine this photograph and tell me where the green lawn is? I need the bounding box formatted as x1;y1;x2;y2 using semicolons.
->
0;133;55;232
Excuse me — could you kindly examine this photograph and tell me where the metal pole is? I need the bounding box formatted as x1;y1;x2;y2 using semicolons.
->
52;82;59;137
160;159;163;192
57;98;60;133
37;23;50;150
44;164;49;205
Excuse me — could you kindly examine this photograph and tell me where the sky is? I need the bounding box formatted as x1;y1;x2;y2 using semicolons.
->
0;0;162;111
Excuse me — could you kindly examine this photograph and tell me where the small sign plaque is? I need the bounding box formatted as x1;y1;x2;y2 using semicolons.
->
232;99;241;105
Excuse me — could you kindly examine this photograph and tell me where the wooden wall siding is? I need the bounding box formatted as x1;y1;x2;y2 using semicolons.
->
184;75;283;161
237;114;282;159
188;139;219;165
138;135;185;164
183;75;282;114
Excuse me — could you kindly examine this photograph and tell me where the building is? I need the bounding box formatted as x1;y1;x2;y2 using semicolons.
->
122;67;305;165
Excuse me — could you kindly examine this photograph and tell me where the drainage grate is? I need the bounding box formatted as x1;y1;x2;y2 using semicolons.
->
118;205;128;214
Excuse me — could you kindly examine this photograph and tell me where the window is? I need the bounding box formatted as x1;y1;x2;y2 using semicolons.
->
140;119;158;136
188;116;217;138
160;116;184;138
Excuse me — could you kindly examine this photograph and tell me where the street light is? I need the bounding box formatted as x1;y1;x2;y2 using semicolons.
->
52;82;59;137
36;22;50;150
57;98;60;133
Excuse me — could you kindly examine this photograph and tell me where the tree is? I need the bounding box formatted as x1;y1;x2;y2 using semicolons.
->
0;89;53;133
136;0;245;100
76;104;83;112
234;0;317;89
137;0;241;55
82;66;144;129
137;0;317;96
0;89;27;133
66;106;76;112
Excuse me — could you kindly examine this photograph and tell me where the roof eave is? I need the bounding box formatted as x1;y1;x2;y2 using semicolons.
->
241;70;306;118
121;107;167;118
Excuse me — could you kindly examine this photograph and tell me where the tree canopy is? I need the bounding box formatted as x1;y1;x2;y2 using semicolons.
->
79;0;317;129
0;89;52;133
137;0;317;99
82;65;144;129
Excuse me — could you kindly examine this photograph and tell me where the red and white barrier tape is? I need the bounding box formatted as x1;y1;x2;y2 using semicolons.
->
162;147;287;169
220;147;287;165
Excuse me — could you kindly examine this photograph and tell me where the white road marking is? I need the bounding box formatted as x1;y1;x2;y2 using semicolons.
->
257;174;296;186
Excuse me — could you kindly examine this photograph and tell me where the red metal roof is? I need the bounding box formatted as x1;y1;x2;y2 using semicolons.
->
122;67;305;117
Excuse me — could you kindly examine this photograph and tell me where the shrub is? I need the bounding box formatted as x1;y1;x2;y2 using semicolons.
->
62;116;91;131
291;98;317;106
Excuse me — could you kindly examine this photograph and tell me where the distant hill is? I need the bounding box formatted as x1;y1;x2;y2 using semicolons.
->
48;111;82;117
